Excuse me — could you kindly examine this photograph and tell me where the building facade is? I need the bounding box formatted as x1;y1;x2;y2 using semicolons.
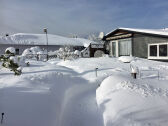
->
0;44;85;55
103;28;168;61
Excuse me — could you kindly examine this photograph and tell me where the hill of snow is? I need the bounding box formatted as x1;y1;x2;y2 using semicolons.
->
0;33;96;47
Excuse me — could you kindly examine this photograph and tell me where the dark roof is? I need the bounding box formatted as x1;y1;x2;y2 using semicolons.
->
103;28;168;40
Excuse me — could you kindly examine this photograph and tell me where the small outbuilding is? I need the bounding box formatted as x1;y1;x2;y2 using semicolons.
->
81;43;105;57
103;28;168;61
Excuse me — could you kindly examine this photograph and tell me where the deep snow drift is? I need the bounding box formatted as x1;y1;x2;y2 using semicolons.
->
0;57;168;126
0;60;103;126
58;57;168;126
0;33;96;47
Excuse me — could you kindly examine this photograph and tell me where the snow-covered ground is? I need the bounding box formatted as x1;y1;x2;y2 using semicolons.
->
0;33;96;47
0;57;168;126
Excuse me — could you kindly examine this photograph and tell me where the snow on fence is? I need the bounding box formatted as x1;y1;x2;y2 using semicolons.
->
139;70;160;80
25;54;57;61
130;64;160;79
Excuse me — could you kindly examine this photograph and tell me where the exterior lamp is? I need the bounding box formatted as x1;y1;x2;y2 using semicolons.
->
43;28;49;61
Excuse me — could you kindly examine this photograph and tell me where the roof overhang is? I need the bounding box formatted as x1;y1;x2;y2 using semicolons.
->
103;28;168;41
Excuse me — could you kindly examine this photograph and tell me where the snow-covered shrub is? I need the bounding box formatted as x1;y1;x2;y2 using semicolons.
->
74;50;81;56
22;46;47;61
5;47;16;55
1;47;22;75
22;48;33;56
73;50;81;58
17;55;27;66
30;46;41;54
22;48;33;58
56;47;80;60
57;47;70;60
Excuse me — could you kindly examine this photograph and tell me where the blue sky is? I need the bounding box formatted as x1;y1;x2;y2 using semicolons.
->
1;0;168;36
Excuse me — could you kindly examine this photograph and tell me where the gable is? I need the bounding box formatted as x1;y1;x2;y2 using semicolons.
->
105;30;133;41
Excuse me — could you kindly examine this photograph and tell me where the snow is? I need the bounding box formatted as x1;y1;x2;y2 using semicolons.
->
9;56;18;64
0;33;96;47
98;32;104;39
96;75;168;126
74;50;81;56
106;27;168;37
5;47;16;54
22;48;33;56
0;57;168;126
118;56;134;63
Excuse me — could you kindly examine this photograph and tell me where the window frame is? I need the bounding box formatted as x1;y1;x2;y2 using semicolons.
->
148;43;168;60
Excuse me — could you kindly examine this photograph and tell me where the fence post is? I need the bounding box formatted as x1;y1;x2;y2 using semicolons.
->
95;68;98;77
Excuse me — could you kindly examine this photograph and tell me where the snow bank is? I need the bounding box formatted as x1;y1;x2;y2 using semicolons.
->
1;56;168;126
118;56;134;63
0;60;103;126
96;74;168;126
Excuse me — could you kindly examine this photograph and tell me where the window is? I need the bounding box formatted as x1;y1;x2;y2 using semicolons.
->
119;38;131;56
159;44;167;56
149;45;157;56
15;49;19;55
148;43;168;59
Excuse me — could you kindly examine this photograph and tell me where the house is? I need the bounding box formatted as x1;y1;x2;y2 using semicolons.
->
0;33;95;55
103;28;168;61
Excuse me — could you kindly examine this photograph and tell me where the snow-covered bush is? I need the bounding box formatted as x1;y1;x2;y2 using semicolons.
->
22;46;47;61
56;47;80;60
56;47;70;60
30;46;41;54
22;48;33;59
74;50;81;56
5;47;16;55
1;47;23;75
73;50;81;58
22;48;33;56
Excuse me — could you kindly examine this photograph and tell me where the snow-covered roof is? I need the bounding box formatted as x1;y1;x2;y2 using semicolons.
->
0;33;96;47
106;27;168;37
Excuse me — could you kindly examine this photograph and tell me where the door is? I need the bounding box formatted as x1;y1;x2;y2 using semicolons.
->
110;41;117;57
118;38;131;56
